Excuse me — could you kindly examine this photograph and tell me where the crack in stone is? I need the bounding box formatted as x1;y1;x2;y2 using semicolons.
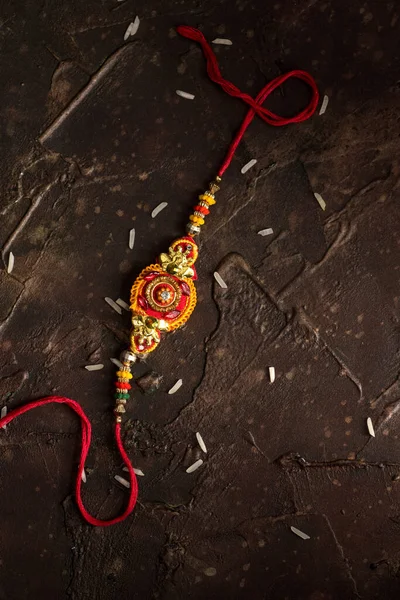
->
276;452;400;471
321;513;361;598
295;307;363;401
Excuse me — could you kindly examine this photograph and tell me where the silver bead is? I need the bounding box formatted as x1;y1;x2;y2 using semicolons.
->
186;223;201;235
120;349;137;364
193;210;206;218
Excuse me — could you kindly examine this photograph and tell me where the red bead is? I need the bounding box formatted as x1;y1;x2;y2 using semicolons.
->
194;204;210;215
115;382;131;390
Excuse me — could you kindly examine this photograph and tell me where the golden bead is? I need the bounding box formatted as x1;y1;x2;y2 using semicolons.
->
115;416;122;423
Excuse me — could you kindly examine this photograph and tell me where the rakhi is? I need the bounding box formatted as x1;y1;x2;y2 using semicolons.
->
0;26;318;526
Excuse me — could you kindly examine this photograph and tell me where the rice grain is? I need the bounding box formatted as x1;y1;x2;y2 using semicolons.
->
258;228;274;236
241;159;257;174
129;228;135;250
123;466;145;476
1;406;7;430
124;16;140;41
196;432;207;453
168;379;183;394
319;94;329;115
115;475;130;488
105;297;123;314
212;38;233;45
269;366;276;383
116;298;130;311
290;526;310;540
151;202;168;218
214;271;227;289
367;417;375;437
314;192;326;211
110;358;123;369
176;90;195;100
186;459;204;473
7;252;14;274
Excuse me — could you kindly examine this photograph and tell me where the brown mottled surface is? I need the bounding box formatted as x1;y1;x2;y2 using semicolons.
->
0;1;399;598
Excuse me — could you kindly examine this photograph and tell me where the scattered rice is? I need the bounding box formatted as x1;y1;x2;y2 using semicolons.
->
258;228;274;236
269;366;276;383
105;297;123;314
176;90;195;100
123;466;145;476
124;16;140;41
212;38;233;45
196;432;207;453
168;379;183;394
213;271;228;289
367;417;375;437
151;202;168;218
319;94;329;116
186;459;204;473
85;364;104;371
114;475;130;488
110;357;123;369
81;468;87;483
314;192;326;211
241;159;257;174
116;298;130;311
290;526;310;540
7;252;14;274
1;406;7;430
128;228;135;250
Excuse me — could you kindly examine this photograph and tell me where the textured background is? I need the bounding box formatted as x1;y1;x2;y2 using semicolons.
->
0;1;399;598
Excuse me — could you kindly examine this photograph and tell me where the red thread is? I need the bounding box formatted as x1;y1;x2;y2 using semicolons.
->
0;396;138;527
176;26;319;177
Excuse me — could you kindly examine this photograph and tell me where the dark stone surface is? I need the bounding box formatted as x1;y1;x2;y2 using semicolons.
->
0;1;399;598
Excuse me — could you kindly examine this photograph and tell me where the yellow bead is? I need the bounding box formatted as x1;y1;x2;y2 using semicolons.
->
116;370;133;379
189;215;204;225
199;194;216;205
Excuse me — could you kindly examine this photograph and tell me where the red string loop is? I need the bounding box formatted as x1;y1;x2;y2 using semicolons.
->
176;25;319;176
0;396;138;527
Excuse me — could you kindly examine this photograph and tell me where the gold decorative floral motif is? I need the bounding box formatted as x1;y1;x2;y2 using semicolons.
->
159;246;195;278
131;314;168;345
